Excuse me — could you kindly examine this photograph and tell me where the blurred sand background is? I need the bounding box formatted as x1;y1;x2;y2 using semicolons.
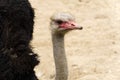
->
29;0;120;80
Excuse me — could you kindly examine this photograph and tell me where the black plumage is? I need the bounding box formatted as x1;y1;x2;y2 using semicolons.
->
0;0;39;80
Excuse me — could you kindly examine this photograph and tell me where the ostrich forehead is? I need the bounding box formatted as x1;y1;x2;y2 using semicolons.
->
51;12;75;21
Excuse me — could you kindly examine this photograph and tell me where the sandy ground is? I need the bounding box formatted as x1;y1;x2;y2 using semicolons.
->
29;0;120;80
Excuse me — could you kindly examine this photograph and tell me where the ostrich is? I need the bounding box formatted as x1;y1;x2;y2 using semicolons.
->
50;12;83;80
0;0;39;80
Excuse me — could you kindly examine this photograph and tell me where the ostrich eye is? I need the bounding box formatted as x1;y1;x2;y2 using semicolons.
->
55;20;63;24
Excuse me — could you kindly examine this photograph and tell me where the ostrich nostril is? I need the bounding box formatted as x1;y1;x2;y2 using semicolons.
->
71;23;75;26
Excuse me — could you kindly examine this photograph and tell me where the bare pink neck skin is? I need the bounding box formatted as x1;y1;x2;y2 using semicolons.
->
52;33;68;80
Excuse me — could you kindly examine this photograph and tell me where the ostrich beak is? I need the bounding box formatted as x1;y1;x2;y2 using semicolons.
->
68;21;83;30
59;21;83;30
67;21;83;30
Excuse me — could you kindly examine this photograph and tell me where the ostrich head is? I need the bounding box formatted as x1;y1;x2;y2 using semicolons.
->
50;12;83;35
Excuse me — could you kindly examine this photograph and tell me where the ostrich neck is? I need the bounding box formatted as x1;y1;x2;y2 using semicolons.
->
52;34;68;80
